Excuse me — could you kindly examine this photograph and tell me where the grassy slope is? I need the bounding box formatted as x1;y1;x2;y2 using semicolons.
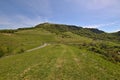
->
35;23;120;43
0;28;56;56
0;24;120;80
0;28;93;57
0;44;120;80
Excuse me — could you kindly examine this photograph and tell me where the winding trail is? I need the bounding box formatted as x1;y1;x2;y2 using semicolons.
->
26;43;48;52
20;43;48;79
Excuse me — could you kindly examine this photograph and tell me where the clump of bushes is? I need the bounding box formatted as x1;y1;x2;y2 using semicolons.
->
74;41;120;63
0;47;10;57
0;49;4;57
0;46;25;57
18;48;25;54
88;46;119;62
18;27;34;30
87;42;120;63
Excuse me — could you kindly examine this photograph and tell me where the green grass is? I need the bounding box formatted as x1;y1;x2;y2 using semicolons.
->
56;32;93;43
0;28;93;57
0;44;120;80
0;28;57;56
0;24;120;80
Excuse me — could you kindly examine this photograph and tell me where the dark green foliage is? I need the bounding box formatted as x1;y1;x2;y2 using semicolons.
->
18;48;25;54
111;31;120;41
35;23;81;35
71;40;120;63
0;49;4;57
18;27;34;30
87;42;120;62
0;47;10;57
0;29;17;33
61;33;71;38
85;28;105;34
88;46;103;54
112;31;120;36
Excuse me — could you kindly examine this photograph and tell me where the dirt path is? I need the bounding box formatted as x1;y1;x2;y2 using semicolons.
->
20;63;41;79
26;43;48;52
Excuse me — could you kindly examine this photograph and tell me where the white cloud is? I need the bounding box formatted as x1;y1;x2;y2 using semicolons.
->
83;24;101;28
83;22;116;28
0;0;53;29
109;29;120;33
82;22;120;32
0;15;45;29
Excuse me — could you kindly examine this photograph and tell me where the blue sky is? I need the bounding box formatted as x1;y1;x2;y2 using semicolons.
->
0;0;120;32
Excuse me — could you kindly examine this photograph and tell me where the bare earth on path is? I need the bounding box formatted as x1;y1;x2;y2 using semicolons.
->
26;43;48;52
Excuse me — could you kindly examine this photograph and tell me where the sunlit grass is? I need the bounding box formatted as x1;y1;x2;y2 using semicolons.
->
0;44;120;80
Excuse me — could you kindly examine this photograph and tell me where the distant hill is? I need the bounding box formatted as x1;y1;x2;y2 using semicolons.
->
35;23;119;42
35;23;104;34
0;23;119;42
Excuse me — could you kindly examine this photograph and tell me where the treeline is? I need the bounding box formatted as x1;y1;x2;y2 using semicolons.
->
0;27;34;34
0;29;18;33
18;27;34;30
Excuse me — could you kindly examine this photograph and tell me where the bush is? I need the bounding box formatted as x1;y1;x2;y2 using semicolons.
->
87;43;120;63
0;47;11;57
18;48;25;54
0;50;4;57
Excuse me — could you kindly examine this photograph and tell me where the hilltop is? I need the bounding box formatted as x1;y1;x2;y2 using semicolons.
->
0;23;120;80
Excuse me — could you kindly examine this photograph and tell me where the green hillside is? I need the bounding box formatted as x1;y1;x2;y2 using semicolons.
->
0;23;120;80
35;23;120;42
0;28;56;57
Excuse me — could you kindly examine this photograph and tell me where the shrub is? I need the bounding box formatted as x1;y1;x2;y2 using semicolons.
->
0;50;4;57
18;48;25;54
0;47;11;57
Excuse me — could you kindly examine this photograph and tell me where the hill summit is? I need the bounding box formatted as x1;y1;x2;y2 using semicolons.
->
34;23;119;41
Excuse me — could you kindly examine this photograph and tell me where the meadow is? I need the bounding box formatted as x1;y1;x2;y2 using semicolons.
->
0;23;120;80
0;44;120;80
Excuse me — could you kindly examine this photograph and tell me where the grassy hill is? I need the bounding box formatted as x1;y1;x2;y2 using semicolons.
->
36;23;120;42
0;23;120;80
0;28;57;57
